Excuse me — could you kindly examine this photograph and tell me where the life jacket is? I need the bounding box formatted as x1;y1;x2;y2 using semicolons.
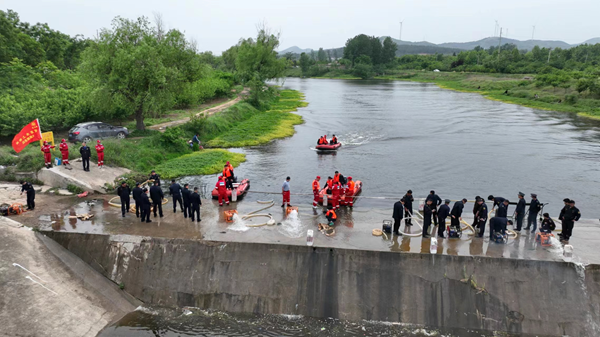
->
312;179;320;191
326;179;332;189
326;210;337;219
227;164;234;172
333;174;340;184
95;144;104;153
347;181;355;192
317;138;323;145
332;137;337;144
223;167;231;178
59;142;68;153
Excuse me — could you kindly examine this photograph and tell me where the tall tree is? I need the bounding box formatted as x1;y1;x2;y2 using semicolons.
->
344;34;373;66
235;24;287;107
317;48;327;62
299;52;311;75
79;16;201;130
381;37;397;64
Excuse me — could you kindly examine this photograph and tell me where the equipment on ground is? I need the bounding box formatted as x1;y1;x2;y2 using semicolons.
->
448;226;462;238
492;231;507;244
382;220;392;234
0;204;10;216
286;206;299;217
536;232;554;247
224;210;238;223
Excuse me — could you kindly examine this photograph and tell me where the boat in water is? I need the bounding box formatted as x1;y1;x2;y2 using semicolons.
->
211;179;250;201
316;142;342;151
318;180;362;206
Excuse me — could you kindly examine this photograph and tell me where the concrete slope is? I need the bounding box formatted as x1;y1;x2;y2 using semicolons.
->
37;164;130;193
45;231;600;337
0;217;140;337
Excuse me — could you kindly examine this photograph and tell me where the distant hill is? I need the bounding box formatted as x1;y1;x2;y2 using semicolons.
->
279;36;600;57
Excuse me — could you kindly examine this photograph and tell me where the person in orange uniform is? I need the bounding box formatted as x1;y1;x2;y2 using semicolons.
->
312;176;321;208
95;140;105;169
325;206;337;224
331;135;338;144
222;164;233;189
333;171;341;184
325;176;333;194
216;176;229;206
58;139;71;170
322;135;328;144
346;177;356;207
226;161;235;188
41;141;55;169
331;181;342;210
317;137;323;145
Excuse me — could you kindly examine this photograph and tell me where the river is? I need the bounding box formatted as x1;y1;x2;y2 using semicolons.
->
188;78;600;218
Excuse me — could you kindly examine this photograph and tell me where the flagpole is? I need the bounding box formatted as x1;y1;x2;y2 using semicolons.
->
36;118;42;138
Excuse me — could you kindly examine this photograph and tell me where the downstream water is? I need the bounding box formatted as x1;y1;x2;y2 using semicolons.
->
189;78;600;218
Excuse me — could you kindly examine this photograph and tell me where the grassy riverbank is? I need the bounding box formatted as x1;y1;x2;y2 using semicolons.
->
0;88;306;183
289;70;600;118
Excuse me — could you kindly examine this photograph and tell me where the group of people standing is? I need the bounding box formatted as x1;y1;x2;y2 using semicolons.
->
393;190;582;243
40;139;104;172
117;170;202;222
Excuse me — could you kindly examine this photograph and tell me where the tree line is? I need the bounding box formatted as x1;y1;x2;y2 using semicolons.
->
0;10;286;136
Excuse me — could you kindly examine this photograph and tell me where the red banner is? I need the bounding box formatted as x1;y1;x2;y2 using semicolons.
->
12;119;42;153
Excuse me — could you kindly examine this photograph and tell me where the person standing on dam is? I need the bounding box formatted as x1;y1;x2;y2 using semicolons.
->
150;181;164;218
422;199;433;238
560;200;581;242
487;195;506;214
472;196;482;227
281;176;291;208
392;198;404;236
182;184;191;218
525;193;541;234
403;190;414;226
117;181;131;217
132;182;143;218
426;190;442;227
190;187;202;222
437;199;451;238
169;179;184;213
496;199;509;218
475;198;488;237
450;198;467;232
312;176;321;209
515;192;526;232
140;188;151;223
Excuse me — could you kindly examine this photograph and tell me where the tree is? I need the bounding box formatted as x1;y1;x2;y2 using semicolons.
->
344;34;372;66
317;48;327;62
235;24;287;107
79;16;201;130
381;37;397;64
299;52;311;75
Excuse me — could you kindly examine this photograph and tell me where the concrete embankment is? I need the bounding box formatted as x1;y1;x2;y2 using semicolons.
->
0;217;140;337
44;231;600;336
37;163;129;193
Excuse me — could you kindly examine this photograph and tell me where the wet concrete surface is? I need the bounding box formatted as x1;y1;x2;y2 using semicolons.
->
31;195;600;266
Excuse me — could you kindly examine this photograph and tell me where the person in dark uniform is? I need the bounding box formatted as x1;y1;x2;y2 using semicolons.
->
497;199;509;218
422;199;433;238
149;170;160;186
150;181;164;218
425;190;442;227
489;217;513;240
472;196;482;227
132;182;143;218
450;199;467;231
169;179;184;213
117;181;131;217
392;198;404;236
525;193;541;234
487;195;506;213
190;187;202;222
558;198;570;239
79;142;91;172
182;183;191;219
437;199;451;238
515;192;526;232
561;200;581;242
403;190;414;226
139;188;151;223
539;213;556;234
475;198;488;237
20;181;35;210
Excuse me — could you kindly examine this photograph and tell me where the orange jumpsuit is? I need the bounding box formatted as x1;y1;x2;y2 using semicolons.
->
41;144;55;166
216;178;229;206
95;143;104;167
312;179;320;207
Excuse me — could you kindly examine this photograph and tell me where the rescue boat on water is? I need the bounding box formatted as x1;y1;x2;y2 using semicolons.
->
316;143;342;151
318;180;362;206
211;179;250;201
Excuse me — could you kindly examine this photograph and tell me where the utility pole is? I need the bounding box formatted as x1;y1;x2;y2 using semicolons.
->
399;21;403;41
497;28;503;62
531;25;535;39
547;48;552;64
494;20;499;37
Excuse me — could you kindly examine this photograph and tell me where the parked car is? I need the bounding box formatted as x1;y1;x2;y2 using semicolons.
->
68;122;129;143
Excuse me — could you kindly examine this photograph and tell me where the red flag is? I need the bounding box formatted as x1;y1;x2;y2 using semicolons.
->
12;119;42;153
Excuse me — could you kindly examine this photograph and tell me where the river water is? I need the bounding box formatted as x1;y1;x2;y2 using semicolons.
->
188;78;600;218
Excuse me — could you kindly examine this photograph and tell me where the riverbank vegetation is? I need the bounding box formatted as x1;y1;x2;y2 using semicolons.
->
1;10;300;182
285;33;600;117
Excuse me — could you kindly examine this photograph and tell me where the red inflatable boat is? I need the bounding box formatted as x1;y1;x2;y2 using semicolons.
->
318;180;362;206
211;179;250;201
316;143;342;151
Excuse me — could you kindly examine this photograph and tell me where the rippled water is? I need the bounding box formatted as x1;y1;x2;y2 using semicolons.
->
185;78;600;218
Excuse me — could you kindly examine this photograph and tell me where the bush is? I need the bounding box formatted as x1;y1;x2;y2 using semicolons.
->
160;127;187;147
352;64;374;79
565;94;579;105
67;184;84;194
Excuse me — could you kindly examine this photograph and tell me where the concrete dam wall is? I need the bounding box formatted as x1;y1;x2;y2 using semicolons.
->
44;231;600;336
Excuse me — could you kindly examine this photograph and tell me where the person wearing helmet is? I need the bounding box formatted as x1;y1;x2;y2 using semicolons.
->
59;139;72;170
95;140;105;169
41;141;55;169
312;176;321;208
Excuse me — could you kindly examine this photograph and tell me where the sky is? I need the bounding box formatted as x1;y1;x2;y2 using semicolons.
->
4;0;599;54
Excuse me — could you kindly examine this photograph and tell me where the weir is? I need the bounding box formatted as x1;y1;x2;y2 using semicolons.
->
43;230;600;336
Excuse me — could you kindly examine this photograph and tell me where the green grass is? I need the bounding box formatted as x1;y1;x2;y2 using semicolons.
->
205;90;307;147
153;149;246;179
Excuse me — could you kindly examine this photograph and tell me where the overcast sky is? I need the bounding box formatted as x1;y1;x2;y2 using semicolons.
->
4;0;599;53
